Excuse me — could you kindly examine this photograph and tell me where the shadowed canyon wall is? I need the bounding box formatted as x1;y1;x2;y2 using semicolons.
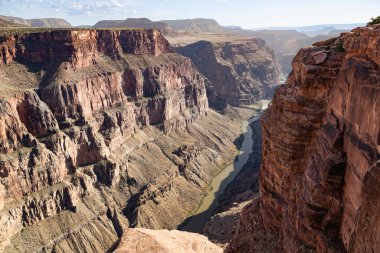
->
227;25;380;253
177;39;281;107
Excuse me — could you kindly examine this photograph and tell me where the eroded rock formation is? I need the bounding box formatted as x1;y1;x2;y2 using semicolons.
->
227;25;380;253
0;29;241;252
177;39;281;107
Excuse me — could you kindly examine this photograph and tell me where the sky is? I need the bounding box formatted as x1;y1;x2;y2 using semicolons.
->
0;0;379;28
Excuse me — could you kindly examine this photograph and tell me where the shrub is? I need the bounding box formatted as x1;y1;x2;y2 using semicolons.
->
368;16;380;25
335;43;345;53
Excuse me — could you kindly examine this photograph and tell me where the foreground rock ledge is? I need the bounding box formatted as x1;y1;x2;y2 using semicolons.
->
114;228;223;253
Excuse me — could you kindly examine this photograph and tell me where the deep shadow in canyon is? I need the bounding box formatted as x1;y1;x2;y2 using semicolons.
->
179;113;264;233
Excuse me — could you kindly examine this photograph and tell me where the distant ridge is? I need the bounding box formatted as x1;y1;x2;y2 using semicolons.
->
250;23;364;33
161;18;227;33
93;18;177;35
27;18;72;28
0;15;30;26
0;15;72;28
0;18;28;28
94;18;229;35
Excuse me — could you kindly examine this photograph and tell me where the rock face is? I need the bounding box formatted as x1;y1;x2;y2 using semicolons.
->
0;29;171;67
227;25;380;253
0;29;241;252
114;228;223;253
177;39;281;106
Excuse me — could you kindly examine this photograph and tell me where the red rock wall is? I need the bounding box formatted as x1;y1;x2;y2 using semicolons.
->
0;29;171;68
0;28;208;251
228;25;380;253
261;25;380;253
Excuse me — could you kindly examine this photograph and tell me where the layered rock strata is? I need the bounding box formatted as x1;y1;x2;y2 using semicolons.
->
177;39;281;106
228;25;380;252
0;29;241;252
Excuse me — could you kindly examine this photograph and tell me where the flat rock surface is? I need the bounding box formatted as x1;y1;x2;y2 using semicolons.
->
115;228;223;253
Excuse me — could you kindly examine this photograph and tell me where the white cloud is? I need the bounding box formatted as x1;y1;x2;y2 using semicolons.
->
0;0;137;15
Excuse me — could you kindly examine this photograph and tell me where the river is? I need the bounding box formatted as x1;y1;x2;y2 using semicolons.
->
180;100;270;233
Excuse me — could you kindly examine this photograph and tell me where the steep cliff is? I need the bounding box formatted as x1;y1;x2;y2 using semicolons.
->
177;39;281;107
228;25;380;253
0;29;241;252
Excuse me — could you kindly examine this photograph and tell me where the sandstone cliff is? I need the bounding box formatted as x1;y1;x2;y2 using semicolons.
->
227;25;380;253
0;29;241;252
177;39;281;107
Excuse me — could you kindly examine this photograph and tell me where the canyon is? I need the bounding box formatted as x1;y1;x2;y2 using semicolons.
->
0;28;243;252
0;18;378;253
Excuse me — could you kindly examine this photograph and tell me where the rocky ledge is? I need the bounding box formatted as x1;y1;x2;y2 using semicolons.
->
177;39;281;107
113;228;223;253
0;29;242;252
227;25;380;253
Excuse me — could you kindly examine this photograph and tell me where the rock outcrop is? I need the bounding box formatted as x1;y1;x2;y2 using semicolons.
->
114;228;223;253
0;28;241;252
227;25;380;252
177;39;281;106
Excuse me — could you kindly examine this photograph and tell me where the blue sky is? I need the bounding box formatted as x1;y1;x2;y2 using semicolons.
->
0;0;379;28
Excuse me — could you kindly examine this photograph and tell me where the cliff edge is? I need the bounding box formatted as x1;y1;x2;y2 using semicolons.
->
228;25;380;253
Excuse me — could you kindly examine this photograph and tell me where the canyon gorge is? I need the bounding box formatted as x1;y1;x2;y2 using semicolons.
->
0;28;245;252
0;15;378;253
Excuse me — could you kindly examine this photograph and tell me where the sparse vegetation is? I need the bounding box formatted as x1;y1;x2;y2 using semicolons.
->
368;16;380;25
335;42;345;52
